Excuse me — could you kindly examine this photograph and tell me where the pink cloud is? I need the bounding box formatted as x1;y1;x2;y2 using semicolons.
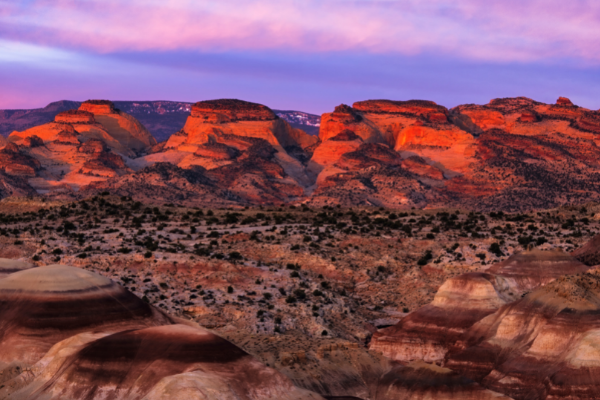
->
1;0;600;64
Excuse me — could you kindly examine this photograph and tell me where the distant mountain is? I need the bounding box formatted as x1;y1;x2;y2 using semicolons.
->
0;101;322;141
0;100;81;137
113;101;192;142
273;110;320;136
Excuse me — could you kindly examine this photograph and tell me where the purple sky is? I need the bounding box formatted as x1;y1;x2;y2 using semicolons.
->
1;0;599;114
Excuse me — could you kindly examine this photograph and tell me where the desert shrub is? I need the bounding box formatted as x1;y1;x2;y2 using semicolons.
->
285;295;296;303
417;250;433;266
489;242;503;256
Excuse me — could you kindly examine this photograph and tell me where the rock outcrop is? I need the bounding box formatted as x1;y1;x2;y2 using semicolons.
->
141;99;313;196
307;96;600;211
55;109;95;124
166;99;313;152
79;99;117;114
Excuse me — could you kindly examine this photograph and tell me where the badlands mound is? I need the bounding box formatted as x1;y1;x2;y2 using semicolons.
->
0;265;173;367
445;270;600;399
3;324;323;400
0;258;32;278
370;250;590;363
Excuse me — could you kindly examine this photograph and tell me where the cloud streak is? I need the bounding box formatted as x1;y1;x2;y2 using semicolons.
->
1;0;599;64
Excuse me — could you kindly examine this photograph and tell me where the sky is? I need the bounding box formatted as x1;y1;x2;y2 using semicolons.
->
0;0;599;114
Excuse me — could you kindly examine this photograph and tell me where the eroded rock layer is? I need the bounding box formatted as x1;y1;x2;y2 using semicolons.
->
445;271;600;400
369;250;589;364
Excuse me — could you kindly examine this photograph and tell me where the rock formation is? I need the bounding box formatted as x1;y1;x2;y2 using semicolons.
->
165;99;315;152
445;270;600;399
369;250;590;364
55;109;95;124
3;95;600;211
10;100;156;156
135;99;314;198
306;96;600;211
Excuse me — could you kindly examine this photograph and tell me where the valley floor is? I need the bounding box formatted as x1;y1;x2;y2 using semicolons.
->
0;196;598;398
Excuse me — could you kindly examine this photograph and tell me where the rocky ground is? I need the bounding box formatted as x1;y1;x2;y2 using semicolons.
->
0;199;596;326
2;196;600;398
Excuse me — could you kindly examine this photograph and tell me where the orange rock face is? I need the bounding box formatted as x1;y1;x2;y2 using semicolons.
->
319;104;386;144
191;98;277;122
353;99;448;121
55;110;96;124
309;130;364;175
557;96;574;106
168;99;313;155
79;99;116;114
